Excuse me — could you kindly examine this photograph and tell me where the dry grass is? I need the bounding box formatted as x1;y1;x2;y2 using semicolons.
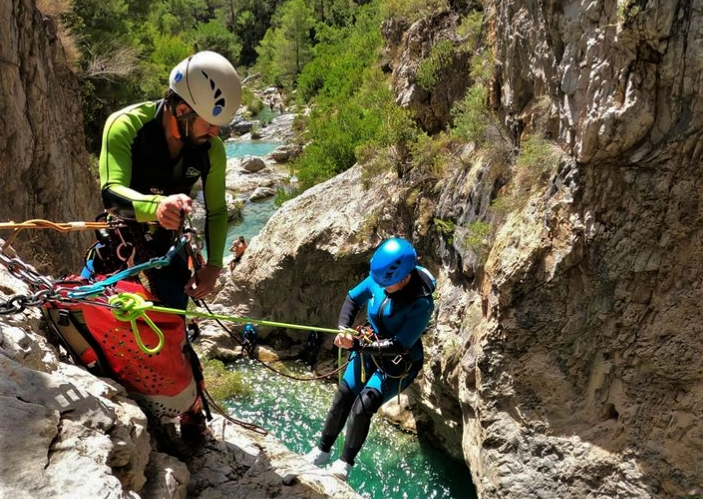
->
36;0;71;17
57;23;81;68
36;0;81;69
85;45;139;80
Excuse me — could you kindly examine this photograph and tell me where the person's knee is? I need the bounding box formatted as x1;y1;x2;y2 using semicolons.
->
330;382;354;407
351;388;383;417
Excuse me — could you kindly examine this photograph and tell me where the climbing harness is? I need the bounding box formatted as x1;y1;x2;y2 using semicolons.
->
346;323;414;405
70;234;189;300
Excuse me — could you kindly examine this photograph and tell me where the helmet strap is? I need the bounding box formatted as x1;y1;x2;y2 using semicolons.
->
168;102;197;143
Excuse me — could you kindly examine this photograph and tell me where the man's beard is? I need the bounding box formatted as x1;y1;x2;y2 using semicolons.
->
181;117;213;146
188;134;212;146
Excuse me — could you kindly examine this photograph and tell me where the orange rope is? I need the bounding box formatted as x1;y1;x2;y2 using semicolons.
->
0;219;111;254
0;220;110;232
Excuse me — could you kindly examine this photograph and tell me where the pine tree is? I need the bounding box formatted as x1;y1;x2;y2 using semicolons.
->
271;0;315;87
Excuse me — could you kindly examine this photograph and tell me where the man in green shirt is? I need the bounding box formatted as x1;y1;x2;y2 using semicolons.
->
98;51;241;308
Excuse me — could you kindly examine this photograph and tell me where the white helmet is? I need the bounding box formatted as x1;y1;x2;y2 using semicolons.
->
169;51;241;127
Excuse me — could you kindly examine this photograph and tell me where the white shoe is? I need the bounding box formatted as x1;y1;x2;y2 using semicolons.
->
329;459;352;482
304;447;331;466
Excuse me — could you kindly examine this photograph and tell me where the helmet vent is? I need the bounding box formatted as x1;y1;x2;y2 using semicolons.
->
200;69;226;117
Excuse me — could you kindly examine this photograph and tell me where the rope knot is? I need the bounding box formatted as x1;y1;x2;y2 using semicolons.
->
109;292;152;322
108;292;164;355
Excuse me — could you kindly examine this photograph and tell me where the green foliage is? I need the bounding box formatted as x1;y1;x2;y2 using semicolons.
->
616;0;642;25
434;217;455;239
296;7;382;102
469;48;495;86
241;87;265;116
444;335;464;364
202;358;252;402
254;0;315;88
451;84;489;143
150;33;193;68
409;131;451;176
450;49;512;167
313;0;355;26
255;28;279;82
290;3;423;191
359;213;380;240
417;40;455;90
191;20;242;63
456;10;484;52
275;185;300;206
294;66;417;190
294;99;380;187
464;220;492;256
380;0;449;22
514;135;561;190
490;196;514;220
231;0;288;66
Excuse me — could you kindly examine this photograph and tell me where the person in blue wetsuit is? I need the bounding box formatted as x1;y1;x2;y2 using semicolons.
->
242;322;258;356
304;237;436;481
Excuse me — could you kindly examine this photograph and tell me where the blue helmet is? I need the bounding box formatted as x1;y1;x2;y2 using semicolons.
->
370;238;417;286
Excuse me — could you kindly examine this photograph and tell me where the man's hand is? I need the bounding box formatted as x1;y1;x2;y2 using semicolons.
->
185;264;221;300
334;332;356;350
156;194;193;230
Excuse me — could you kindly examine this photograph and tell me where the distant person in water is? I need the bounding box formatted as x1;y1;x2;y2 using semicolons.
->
304;237;436;482
300;331;322;368
229;236;248;272
241;322;258;356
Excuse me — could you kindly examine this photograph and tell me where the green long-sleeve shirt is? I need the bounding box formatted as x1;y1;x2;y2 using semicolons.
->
99;100;227;267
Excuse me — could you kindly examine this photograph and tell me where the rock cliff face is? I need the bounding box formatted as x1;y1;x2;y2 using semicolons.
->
458;0;703;497
0;0;100;275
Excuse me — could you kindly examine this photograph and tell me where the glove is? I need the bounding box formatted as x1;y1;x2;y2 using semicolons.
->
356;337;408;356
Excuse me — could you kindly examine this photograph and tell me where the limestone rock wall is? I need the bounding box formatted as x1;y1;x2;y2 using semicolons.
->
0;0;100;275
383;11;472;135
450;0;703;497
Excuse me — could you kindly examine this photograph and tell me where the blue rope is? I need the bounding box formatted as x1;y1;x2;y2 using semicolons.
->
67;235;188;300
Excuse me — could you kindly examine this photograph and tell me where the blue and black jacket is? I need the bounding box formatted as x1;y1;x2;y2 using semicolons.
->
338;266;435;367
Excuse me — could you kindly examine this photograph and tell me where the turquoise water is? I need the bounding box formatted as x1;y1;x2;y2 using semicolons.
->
225;359;477;499
225;197;278;250
224;140;281;250
224;140;280;158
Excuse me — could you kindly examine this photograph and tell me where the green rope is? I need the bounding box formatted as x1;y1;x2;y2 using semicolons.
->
337;344;344;458
109;292;346;338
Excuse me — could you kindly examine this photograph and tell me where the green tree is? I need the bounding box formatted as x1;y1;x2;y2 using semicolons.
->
256;0;314;87
254;28;278;81
221;0;286;67
274;0;315;86
191;20;242;63
308;0;354;26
